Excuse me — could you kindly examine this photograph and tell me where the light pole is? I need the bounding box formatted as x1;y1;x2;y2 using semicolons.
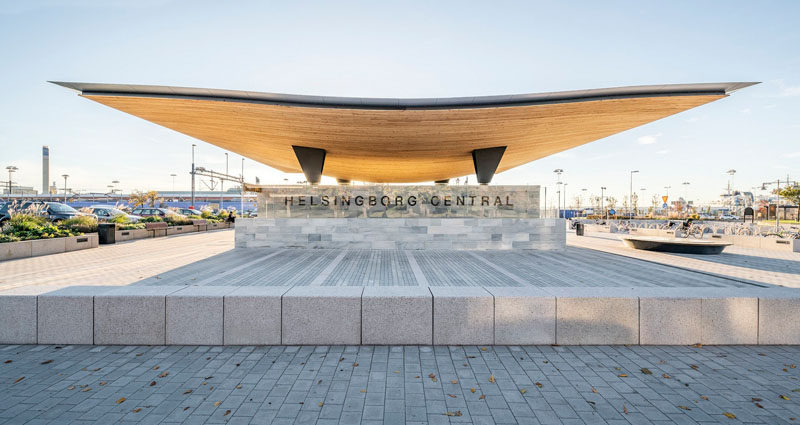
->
240;158;245;214
629;170;639;218
600;186;607;220
222;153;229;210
581;188;587;215
191;144;196;208
62;174;69;203
5;165;17;196
682;182;690;213
563;183;568;215
170;173;177;192
553;169;563;218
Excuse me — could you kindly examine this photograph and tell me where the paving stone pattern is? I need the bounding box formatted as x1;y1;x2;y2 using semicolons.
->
131;247;756;288
2;344;799;424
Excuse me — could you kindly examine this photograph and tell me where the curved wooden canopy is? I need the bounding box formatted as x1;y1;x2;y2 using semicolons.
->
53;82;756;183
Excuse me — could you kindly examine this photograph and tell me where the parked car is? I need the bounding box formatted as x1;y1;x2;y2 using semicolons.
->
0;201;95;223
719;214;740;221
88;205;142;222
130;207;180;218
176;208;202;217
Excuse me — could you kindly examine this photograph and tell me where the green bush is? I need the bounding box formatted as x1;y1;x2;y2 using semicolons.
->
164;214;193;226
109;214;130;224
117;222;146;230
61;216;98;233
140;216;164;223
1;213;74;241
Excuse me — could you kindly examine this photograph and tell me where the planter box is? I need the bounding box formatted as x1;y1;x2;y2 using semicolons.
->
115;228;150;242
166;225;196;236
0;234;98;262
759;237;800;252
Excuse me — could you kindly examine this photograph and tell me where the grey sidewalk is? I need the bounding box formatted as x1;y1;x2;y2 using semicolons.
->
2;344;799;424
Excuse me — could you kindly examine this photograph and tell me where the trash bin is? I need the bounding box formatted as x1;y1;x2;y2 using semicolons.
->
575;223;584;236
98;223;116;244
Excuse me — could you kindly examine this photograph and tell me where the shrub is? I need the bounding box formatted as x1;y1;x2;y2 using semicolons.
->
140;216;164;223
164;214;193;226
61;216;98;233
117;222;146;230
109;214;130;224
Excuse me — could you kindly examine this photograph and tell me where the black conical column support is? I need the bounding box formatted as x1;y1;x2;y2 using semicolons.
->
472;146;506;185
292;146;326;185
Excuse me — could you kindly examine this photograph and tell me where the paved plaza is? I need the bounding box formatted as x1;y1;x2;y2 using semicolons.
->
2;344;799;424
4;229;796;291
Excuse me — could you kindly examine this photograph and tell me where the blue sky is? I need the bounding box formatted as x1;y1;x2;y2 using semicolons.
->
0;0;798;206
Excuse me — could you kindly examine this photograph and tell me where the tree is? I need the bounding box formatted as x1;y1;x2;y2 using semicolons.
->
573;196;582;210
778;184;800;221
631;193;639;216
129;190;160;208
607;197;618;211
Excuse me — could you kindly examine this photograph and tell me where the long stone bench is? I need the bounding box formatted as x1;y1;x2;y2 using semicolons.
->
1;285;798;345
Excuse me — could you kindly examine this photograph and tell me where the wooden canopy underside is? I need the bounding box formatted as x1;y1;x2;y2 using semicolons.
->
84;93;724;183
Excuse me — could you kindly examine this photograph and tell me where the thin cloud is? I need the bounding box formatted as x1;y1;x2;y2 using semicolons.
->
636;133;662;145
783;152;800;158
655;149;670;155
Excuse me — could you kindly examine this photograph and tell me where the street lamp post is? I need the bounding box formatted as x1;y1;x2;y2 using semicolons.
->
581;188;587;216
62;174;69;203
240;158;245;214
170;174;177;192
191;144;196;209
563;183;568;216
5;165;18;196
600;186;607;220
682;182;690;213
553;169;563;218
222;153;228;211
629;170;639;219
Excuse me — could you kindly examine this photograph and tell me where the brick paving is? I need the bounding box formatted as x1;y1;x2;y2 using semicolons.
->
0;229;775;291
1;344;799;424
568;232;800;288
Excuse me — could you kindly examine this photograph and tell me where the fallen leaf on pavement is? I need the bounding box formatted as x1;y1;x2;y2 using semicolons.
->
700;396;708;400
81;388;91;392
132;408;141;413
318;402;324;407
755;402;764;408
488;375;495;383
451;380;458;384
214;401;221;407
690;365;698;370
448;394;457;398
640;368;652;375
149;381;156;386
623;405;629;415
618;374;628;378
591;387;598;393
159;371;168;378
780;395;790;400
67;386;74;390
535;382;543;388
224;410;231;416
41;360;53;365
183;390;192;394
152;366;159;370
479;395;485;400
519;389;527;394
470;388;476;393
14;377;24;384
723;412;736;419
428;373;437;382
692;343;703;348
678;405;691;410
235;385;242;389
752;398;762;402
445;411;462;416
662;373;671;379
4;360;11;364
116;397;125;404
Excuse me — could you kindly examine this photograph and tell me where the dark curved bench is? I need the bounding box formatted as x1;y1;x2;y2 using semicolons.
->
622;236;731;254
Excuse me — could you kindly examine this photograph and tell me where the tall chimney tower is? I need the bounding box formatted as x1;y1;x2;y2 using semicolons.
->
42;146;50;195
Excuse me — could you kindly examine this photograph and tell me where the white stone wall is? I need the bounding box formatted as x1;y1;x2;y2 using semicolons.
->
235;218;565;250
